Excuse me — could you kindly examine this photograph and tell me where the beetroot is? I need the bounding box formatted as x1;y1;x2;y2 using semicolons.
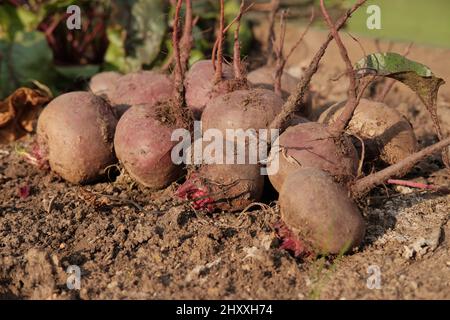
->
201;88;284;136
113;0;192;190
319;98;418;166
279;168;365;255
177;163;264;212
184;59;234;118
267;122;359;192
247;66;298;99
114;104;183;189
109;71;173;117
89;71;122;98
37;91;117;184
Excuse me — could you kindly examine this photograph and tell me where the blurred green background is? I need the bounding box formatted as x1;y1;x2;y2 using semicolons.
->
344;0;450;48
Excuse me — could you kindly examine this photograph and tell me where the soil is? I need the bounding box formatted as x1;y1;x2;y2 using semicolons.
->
1;26;450;300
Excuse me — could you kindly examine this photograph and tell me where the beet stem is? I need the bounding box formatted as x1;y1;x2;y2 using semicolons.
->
273;10;288;96
214;0;225;83
273;8;315;97
233;0;245;80
387;179;437;190
284;8;315;65
211;3;254;74
173;0;184;104
266;0;281;66
180;0;193;74
351;136;450;198
163;16;198;72
269;0;367;132
320;0;358;135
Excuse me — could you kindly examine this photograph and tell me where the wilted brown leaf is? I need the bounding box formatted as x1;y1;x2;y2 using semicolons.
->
0;88;51;144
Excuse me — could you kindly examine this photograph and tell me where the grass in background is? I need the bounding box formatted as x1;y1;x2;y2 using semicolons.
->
344;0;450;48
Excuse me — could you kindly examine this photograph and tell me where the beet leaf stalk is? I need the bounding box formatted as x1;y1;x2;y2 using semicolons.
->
214;0;225;83
172;0;184;106
171;0;195;130
273;8;315;97
319;0;359;136
211;2;254;76
270;0;367;132
180;0;193;74
233;0;246;81
266;0;281;66
352;136;450;198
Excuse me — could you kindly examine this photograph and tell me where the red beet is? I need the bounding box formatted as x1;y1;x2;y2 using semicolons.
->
109;71;174;117
279;168;365;255
177;163;264;212
267;122;359;192
114;103;183;189
113;0;191;190
201;88;284;136
89;71;122;98
37;91;118;184
319;98;418;166
184;60;235;118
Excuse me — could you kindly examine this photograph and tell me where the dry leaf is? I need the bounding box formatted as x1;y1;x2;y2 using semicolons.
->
0;87;51;144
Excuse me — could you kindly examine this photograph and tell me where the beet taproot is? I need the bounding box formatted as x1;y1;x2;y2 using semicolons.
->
37;91;117;184
177;162;264;212
201;88;284;137
279;168;365;255
184;59;235;118
89;71;122;99
113;0;191;190
319;98;418;166
109;71;173;117
114;103;183;189
247;66;298;99
267;122;359;192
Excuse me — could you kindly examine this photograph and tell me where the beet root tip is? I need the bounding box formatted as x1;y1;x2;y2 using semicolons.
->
176;175;215;212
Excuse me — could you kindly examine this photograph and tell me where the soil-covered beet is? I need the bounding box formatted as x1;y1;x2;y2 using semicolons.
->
113;0;191;191
184;60;235;118
109;71;174;117
279;168;366;255
114;103;183;190
267;122;359;192
178;163;264;212
37;91;117;184
201;88;284;137
179;88;284;211
247;66;298;99
319;99;418;166
89;71;122;98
